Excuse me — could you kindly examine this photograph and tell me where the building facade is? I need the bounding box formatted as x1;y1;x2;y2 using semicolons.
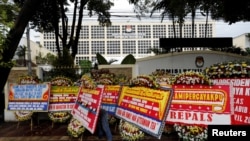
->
233;33;250;51
16;37;57;64
40;20;215;65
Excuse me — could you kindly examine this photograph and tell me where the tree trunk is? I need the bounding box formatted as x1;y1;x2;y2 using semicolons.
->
0;0;44;92
72;0;88;59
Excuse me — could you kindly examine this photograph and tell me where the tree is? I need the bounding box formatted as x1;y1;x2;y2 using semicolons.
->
200;0;216;38
36;52;57;65
26;0;114;78
0;0;45;92
121;54;136;64
0;0;19;28
210;0;250;24
0;0;114;91
29;0;113;59
148;0;188;38
150;0;178;37
186;0;201;38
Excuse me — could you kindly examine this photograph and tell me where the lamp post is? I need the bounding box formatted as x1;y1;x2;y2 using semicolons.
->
26;24;32;75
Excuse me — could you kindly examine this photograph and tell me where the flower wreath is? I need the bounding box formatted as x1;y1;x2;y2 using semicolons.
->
14;111;33;121
174;124;208;141
48;111;72;123
118;75;160;141
67;118;85;138
119;120;145;141
129;75;160;89
171;71;210;141
204;60;250;79
48;76;74;123
171;71;211;85
14;75;40;121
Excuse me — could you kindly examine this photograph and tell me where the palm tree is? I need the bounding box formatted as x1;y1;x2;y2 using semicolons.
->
150;0;188;38
151;0;177;37
186;0;201;38
200;0;218;38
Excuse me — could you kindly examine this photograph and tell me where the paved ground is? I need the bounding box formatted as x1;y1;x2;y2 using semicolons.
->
0;120;179;141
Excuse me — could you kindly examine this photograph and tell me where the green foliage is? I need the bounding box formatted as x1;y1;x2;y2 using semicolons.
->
50;49;78;81
87;0;114;26
0;0;20;68
79;60;92;68
96;53;108;65
121;54;136;64
36;52;57;65
0;0;19;28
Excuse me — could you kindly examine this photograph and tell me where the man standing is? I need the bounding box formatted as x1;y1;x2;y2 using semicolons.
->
97;109;113;141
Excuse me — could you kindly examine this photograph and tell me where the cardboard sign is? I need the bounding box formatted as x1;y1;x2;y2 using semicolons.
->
48;86;79;111
115;86;173;139
212;78;250;125
71;85;104;134
8;83;50;112
167;85;231;125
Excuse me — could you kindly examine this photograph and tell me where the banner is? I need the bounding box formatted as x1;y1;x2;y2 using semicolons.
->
101;85;121;115
71;85;104;134
115;86;173;139
8;83;50;112
212;78;250;125
167;85;231;125
48;86;79;111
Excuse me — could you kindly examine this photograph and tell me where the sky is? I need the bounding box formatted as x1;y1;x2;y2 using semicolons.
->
30;0;250;41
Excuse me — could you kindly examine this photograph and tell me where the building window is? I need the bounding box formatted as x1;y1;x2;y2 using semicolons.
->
91;41;105;54
107;41;120;54
153;25;166;38
138;25;151;38
80;26;89;39
138;40;151;54
199;24;213;37
183;24;196;38
168;25;180;38
78;41;89;55
122;40;136;54
107;25;120;39
91;26;105;39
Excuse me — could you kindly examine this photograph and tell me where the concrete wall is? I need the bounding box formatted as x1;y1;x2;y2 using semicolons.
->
98;64;136;79
135;51;250;75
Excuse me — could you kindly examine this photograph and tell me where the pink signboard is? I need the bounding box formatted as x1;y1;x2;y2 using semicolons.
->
212;78;250;125
71;85;104;134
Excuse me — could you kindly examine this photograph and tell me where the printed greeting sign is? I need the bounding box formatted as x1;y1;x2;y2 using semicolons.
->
167;85;231;125
8;83;50;112
48;86;79;111
71;85;104;134
115;86;173;139
212;78;250;125
101;85;121;115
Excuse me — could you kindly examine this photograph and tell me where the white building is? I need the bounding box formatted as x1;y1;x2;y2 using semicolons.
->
40;20;215;65
17;37;57;64
233;33;250;51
